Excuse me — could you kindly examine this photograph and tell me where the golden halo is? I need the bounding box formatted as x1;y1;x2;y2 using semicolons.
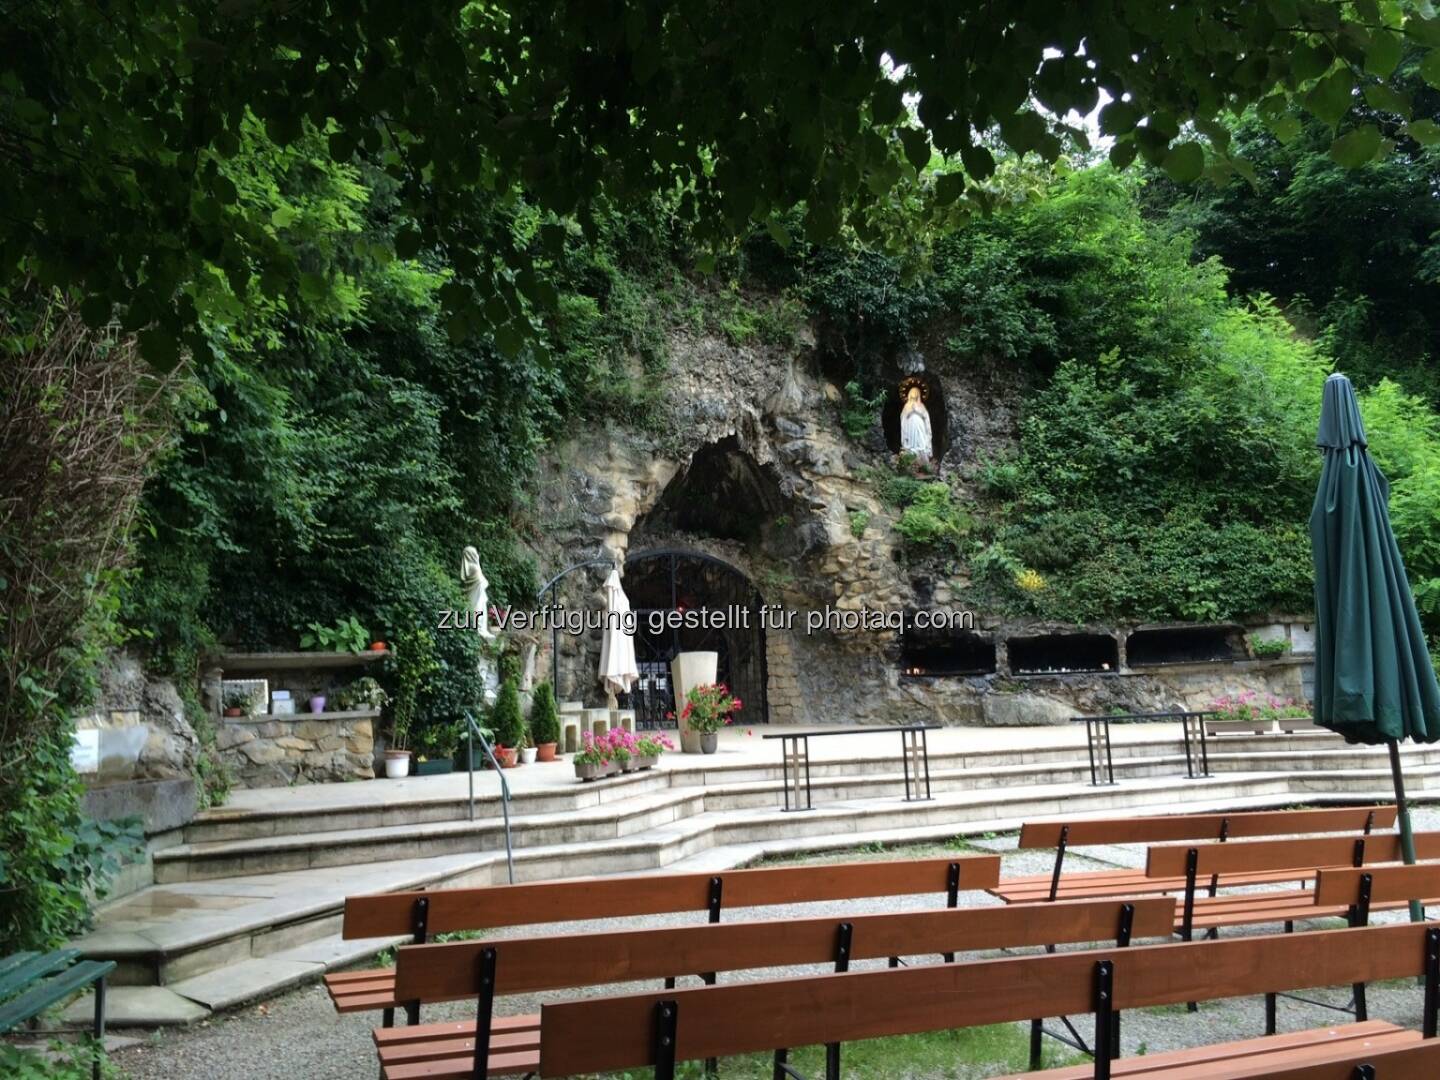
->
899;375;930;401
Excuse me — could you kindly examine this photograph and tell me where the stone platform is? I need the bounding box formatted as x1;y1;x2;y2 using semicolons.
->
63;722;1440;1027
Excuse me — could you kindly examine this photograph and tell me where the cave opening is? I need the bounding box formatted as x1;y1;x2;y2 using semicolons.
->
1007;633;1118;675
640;435;790;549
899;628;997;677
1126;626;1245;666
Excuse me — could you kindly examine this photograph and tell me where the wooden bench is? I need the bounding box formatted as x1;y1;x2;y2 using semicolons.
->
326;854;1001;1026
376;895;1175;1079
537;921;1440;1080
992;806;1397;904
1314;863;1440;919
1144;830;1440;940
0;949;115;1080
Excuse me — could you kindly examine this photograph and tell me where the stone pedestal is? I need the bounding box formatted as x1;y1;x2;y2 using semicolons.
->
671;651;717;753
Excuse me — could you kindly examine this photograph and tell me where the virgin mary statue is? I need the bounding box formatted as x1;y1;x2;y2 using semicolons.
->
900;385;933;465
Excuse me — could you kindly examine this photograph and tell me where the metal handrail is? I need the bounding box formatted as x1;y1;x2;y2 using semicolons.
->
464;711;515;884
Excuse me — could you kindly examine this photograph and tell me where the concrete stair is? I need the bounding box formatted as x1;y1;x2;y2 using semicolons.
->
65;730;1440;1027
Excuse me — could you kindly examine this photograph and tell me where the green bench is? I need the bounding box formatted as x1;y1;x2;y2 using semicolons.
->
0;948;115;1080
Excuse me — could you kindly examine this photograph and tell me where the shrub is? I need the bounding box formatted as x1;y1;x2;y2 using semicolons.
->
840;381;887;441
490;677;524;750
529;681;560;746
895;484;972;554
848;510;870;539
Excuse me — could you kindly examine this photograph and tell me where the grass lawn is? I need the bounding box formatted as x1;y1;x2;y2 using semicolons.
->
587;1021;1086;1078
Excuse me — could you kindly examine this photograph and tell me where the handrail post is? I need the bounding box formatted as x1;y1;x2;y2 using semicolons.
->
465;710;515;884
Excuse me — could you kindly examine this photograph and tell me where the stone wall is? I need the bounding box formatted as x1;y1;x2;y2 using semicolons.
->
214;711;375;787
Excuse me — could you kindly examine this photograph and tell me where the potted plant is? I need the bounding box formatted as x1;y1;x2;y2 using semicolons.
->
490;677;524;768
369;639;388;652
222;689;254;718
529;681;561;761
308;693;327;714
572;732;609;781
519;730;538;765
634;733;673;770
412;721;456;776
384;720;412;778
335;676;388;713
678;683;742;754
606;728;635;772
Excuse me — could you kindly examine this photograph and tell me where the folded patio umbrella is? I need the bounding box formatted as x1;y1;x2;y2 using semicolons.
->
1310;373;1440;918
598;565;639;701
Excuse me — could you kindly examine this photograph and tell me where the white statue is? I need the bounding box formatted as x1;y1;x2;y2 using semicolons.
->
899;385;933;465
460;545;495;638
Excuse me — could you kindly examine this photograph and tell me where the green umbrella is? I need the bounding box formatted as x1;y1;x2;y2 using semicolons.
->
1310;372;1440;920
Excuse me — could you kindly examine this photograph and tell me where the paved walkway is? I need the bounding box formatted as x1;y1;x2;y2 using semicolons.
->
214;720;1186;814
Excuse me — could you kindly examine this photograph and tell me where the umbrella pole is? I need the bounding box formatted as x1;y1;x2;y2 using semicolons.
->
1388;739;1425;924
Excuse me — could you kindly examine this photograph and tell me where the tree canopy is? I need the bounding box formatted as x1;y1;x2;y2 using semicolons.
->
6;1;1440;365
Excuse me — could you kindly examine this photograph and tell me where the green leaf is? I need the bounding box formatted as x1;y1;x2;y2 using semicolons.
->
1108;139;1138;170
1291;41;1333;82
138;328;181;371
899;128;932;172
1363;83;1412;119
766;217;792;250
1329;124;1382;167
1161;142;1205;183
1268;114;1303;144
1099;100;1139;136
934;172;966;205
960;144;995;180
1422;50;1440;89
1365;30;1403;77
494;321;525;357
1305;69;1355;126
1404;118;1440;146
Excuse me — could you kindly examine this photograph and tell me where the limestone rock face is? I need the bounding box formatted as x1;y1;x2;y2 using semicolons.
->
982;692;1076;727
524;325;1313;729
77;652;200;781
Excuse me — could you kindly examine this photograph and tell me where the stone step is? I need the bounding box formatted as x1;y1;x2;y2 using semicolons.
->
173;735;1367;849
155;786;709;883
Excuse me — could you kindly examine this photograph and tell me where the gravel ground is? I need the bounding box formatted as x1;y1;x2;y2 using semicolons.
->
110;810;1440;1080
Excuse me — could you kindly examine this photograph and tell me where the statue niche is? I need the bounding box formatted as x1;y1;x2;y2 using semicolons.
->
882;374;945;467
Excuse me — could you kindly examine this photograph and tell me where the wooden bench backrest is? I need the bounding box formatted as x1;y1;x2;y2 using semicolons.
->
1146;830;1440;878
391;895;1175;1003
1315;863;1440;906
538;921;1436;1076
341;854;1000;937
1018;805;1395;849
1258;1044;1440;1080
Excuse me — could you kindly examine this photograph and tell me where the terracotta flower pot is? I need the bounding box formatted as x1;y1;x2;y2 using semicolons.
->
223;707;244;718
536;742;558;762
369;641;387;651
497;746;517;768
